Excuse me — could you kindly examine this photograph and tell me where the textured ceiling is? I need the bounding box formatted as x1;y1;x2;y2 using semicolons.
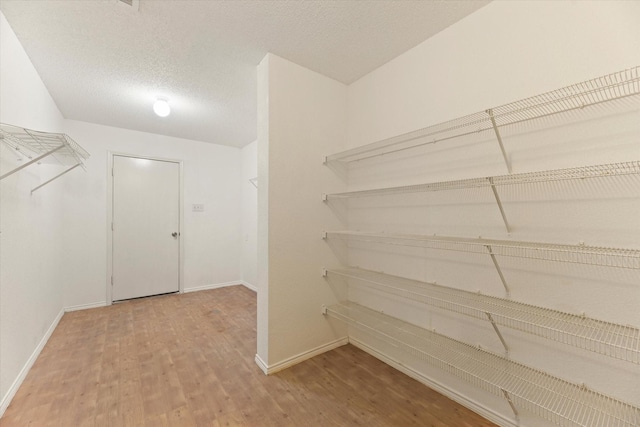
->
0;0;488;147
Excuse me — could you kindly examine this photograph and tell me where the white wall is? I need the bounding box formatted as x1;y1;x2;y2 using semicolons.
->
256;54;348;369
0;11;67;413
62;119;242;307
342;1;640;426
240;140;257;289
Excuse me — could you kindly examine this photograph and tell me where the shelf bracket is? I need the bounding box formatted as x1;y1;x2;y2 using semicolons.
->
501;389;519;423
31;163;82;194
487;109;512;174
485;312;509;354
488;177;511;234
0;144;65;181
485;245;510;297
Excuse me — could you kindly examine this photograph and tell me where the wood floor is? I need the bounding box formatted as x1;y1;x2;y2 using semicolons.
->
1;286;497;427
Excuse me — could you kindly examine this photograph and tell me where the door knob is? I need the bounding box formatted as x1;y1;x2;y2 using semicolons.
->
172;232;178;237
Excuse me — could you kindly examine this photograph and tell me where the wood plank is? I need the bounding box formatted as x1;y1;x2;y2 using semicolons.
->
1;286;497;427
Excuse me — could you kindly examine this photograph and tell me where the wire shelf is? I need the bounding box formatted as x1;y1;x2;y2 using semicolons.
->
324;161;640;200
325;302;640;427
324;66;640;163
1;123;90;193
327;267;640;364
0;123;89;166
324;231;640;269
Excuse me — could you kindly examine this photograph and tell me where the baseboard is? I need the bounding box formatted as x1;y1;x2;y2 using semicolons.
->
65;301;107;312
240;281;257;292
349;338;517;427
254;354;269;375
255;337;349;375
0;307;65;418
183;281;243;293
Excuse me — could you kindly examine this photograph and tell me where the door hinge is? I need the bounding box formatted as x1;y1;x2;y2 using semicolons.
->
111;276;114;286
111;167;114;176
111;222;114;231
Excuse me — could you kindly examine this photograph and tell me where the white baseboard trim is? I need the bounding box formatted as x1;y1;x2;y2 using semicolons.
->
0;307;65;418
255;337;349;376
240;281;257;292
64;301;107;312
254;354;269;375
184;281;243;293
349;338;517;427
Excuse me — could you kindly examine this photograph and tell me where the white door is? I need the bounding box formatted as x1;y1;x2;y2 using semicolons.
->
112;155;180;301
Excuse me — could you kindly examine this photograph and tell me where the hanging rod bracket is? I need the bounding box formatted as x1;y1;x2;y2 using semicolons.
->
486;245;510;297
31;163;82;195
0;144;65;181
485;312;509;354
501;388;520;422
321;305;328;315
487;109;512;174
488;177;511;234
322;267;328;277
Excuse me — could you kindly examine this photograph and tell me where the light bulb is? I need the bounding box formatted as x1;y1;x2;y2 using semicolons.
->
153;99;170;117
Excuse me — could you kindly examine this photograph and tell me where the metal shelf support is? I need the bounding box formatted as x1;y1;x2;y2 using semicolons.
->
486;312;509;354
485;244;510;296
488;177;511;234
501;388;520;423
30;163;82;194
0;144;65;181
487;109;512;174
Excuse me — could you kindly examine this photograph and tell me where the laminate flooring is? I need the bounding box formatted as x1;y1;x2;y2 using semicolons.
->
1;286;497;426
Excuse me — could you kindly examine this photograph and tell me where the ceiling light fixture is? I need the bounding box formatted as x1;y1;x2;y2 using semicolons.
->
153;98;171;117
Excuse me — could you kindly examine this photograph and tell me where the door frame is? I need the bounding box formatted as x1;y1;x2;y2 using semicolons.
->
106;152;184;305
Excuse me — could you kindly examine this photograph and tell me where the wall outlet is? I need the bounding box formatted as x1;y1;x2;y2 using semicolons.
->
192;204;205;212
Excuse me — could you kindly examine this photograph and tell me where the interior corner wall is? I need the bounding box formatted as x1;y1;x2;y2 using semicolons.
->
256;53;348;370
240;140;258;289
344;1;640;426
61;119;243;308
0;11;66;412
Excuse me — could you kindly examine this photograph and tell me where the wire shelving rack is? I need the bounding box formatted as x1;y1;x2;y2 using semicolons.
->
0;123;89;194
324;231;640;270
325;267;640;364
323;161;640;200
324;66;640;167
324;302;640;427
